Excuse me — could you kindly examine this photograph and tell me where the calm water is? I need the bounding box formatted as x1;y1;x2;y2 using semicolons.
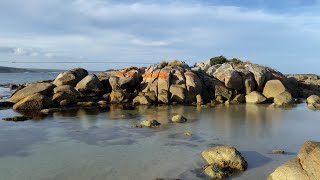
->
0;73;320;180
0;72;59;84
0;103;319;180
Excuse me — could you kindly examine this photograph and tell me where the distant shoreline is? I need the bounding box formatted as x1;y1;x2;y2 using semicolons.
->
0;66;63;73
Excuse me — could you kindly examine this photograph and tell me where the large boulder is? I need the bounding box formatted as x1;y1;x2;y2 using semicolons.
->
109;66;142;91
215;84;232;100
158;68;171;104
268;159;310;180
76;74;105;96
53;85;80;97
263;80;287;99
245;64;268;91
140;65;161;92
109;76;135;90
224;70;243;90
169;85;186;103
297;141;320;180
202;146;247;179
13;93;53;110
53;68;88;87
245;91;266;104
185;71;203;103
273;91;294;106
10;83;55;103
239;70;256;94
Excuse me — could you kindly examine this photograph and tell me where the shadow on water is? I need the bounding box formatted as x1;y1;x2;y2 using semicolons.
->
241;151;272;169
0;127;48;157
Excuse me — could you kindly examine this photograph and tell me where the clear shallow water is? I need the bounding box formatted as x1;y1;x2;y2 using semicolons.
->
0;104;319;180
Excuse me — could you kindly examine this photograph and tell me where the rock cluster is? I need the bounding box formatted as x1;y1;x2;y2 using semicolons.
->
268;141;320;180
7;58;303;111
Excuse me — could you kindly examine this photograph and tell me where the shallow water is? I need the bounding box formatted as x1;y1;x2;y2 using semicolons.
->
0;103;319;180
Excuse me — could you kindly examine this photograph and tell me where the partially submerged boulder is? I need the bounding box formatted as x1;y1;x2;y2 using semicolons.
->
13;93;53;110
273;91;294;106
10;83;55;103
245;91;266;104
269;141;320;180
297;141;320;180
268;159;310;180
263;80;287;100
307;95;320;105
139;120;161;128
202;146;247;179
171;115;187;123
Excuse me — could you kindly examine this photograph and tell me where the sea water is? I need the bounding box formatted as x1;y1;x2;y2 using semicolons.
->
0;103;319;180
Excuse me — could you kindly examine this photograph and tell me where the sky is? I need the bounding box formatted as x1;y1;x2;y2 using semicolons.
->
0;0;319;73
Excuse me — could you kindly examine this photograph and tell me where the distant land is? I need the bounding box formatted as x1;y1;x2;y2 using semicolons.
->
0;66;64;73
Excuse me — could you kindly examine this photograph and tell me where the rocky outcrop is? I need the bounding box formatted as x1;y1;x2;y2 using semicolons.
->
53;68;88;87
202;146;247;179
269;141;320;180
245;91;266;104
13;93;53;110
10;83;55;103
9;58;311;110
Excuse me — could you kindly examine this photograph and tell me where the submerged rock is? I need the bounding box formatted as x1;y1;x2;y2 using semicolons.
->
171;115;187;123
272;150;285;154
203;165;232;179
0;101;14;110
2;116;32;121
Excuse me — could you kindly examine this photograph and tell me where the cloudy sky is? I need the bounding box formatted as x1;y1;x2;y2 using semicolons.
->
0;0;319;73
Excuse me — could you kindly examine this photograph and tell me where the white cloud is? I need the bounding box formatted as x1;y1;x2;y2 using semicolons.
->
0;0;319;73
